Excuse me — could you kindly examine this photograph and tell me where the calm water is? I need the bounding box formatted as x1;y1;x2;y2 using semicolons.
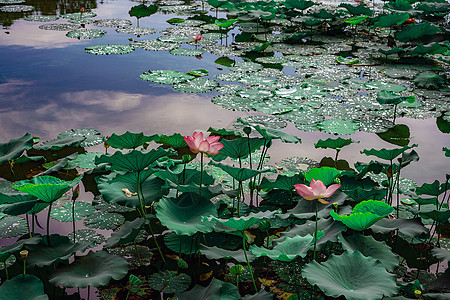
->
0;0;449;186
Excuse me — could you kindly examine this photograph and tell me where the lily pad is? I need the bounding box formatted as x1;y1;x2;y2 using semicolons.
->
0;133;34;165
132;39;180;51
317;119;360;135
67;229;105;247
170;48;204;56
85;44;135;55
0;216;27;238
173;78;219;93
57;129;105;147
66;29;106;39
250;234;316;261
24;15;59;22
116;27;157;35
140;70;195;84
84;211;125;230
0;4;33;12
148;271;190;293
94;18;132;28
365;81;407;92
302;251;399;300
0;274;48;300
51;201;95;222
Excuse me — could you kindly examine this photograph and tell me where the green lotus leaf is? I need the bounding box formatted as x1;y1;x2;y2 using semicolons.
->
0;4;34;12
85;44;135;55
156;192;217;236
164;233;200;255
413;71;445;89
275;86;326;100
370;218;427;237
302;251;399;300
416;180;443;196
437;116;450;134
317;119;360;135
395;22;440;42
378;47;405;56
383;0;413;11
402;42;449;57
0;235;41;255
338;233;398;271
214;18;238;28
0;133;34;165
211;137;265;162
148;271;191;293
108;169;156;186
170;48;204;56
57;129;104;147
353;200;394;217
0;274;48;300
187;69;209;77
431;247;450;261
377;124;410;146
173;78;218;93
259;172;304;191
252;101;293;115
376;90;414;105
95;148;171;172
0;254;15;269
13;176;82;203
67;229;105;247
339;3;373;15
84;211;125;230
305;167;340;186
207;0;227;8
228;62;263;73
313;9;337;19
365;81;407;92
199;245;255;263
206;210;278;231
314;137;359;151
49;250;128;288
420;209;450;223
372;12;409;28
344;187;387;203
97;174;168;208
250;234;317;261
252;125;301;144
210;161;266;182
26;234;90;268
33;136;85;151
0;216;27;238
66;29;106;39
345;15;368;25
336;56;360;66
154;168;214;186
140;70;195;84
24;15;59;22
361;144;417;161
105;217;145;248
129;4;157;19
38;152;77;176
175;278;240;300
284;0;315;10
65;152;103;169
330;211;383;231
50;201;95;222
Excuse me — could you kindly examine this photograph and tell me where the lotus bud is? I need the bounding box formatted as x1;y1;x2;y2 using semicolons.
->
80;7;85;13
182;154;192;164
386;166;393;178
104;136;110;149
19;250;28;260
258;220;270;231
332;202;339;212
229;264;244;275
243;126;252;135
414;290;422;299
72;185;80;200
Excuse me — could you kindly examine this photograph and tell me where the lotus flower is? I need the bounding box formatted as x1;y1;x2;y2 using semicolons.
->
294;179;340;204
184;132;223;155
80;7;85;13
190;34;203;43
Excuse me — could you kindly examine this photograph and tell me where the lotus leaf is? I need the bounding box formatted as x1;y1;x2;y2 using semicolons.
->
361;144;417;161
0;216;27;238
211;162;266;182
395;22;441;42
339;3;373;16
95;148;171;172
402;42;449;57
13;175;82;203
51;201;95;222
0;235;41;254
84;211;125;230
236;115;287;129
132;39;180;51
260;172;304;191
317;119;360;135
302;251;398;300
103;217;145;247
304;167;340;186
415;180;443;196
0;133;34;165
65;152;103;169
199;245;255;263
338;233;398;271
275;86;327;100
432;248;450;261
214;18;238;28
170;48;204;56
129;4;157;19
57;129;105;147
116;27;156;35
345;15;368;25
365;81;407;92
67;229;105;247
251;125;301;144
236;88;273;100
49;250;128;288
250;234;318;261
156;192;217;236
94;18;132;27
85;44;135;55
140;70;195;84
372;13;409;28
413;72;445;89
206;210;278;231
0;274;48;300
148;271;191;293
377;125;410;146
353;200;394;217
106;131;157;149
420;209;450;223
154;168;214;186
314;137;359;151
66;29;106;39
173;78;218;93
0;254;15;269
228;61;263;73
60;12;96;19
376;90;414;106
210;137;265;162
0;4;33;12
174;278;240;300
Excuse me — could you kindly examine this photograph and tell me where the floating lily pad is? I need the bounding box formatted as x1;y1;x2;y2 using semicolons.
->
60;12;96;19
317;119;360;135
252;101;294;115
215;72;244;82
39;23;82;31
67;229;105;247
148;271;191;293
236;88;273;100
140;70;194;84
238;76;278;87
228;61;263;72
0;0;25;3
215;84;247;94
51;201;95;222
57;129;104;147
0;274;48;300
364;81;407;92
169;48;204;56
0;4;33;12
66;29;106;39
275;86;327;100
235;115;287;129
0;216;27;238
94;18;132;28
24;15;59;22
173;78;219;93
65;152;103;169
132;39;180;51
116;27;156;35
211;94;254;111
84;212;125;230
85;44;135;55
107;245;153;269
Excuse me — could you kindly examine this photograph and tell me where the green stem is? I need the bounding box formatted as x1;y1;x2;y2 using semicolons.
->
125;287;131;300
3;262;8;280
134;243;142;266
199;154;204;197
26;214;32;238
242;232;257;293
23;259;26;278
313;200;318;261
47;202;52;246
72;198;76;243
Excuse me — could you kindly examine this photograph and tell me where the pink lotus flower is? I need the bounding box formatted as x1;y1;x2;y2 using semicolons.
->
294;179;341;204
184;132;223;155
80;7;85;13
190;34;204;43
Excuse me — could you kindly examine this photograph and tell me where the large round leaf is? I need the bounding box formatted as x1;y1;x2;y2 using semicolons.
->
302;251;399;300
0;275;48;300
156;192;217;236
330;211;383;231
148;271;190;293
49;250;128;288
106;131;156;150
249;234;316;261
13;176;82;203
0;216;28;238
0;133;34;165
95;148;171;172
83;212;125;230
175;278;240;300
206;210;278;231
50;201;95;222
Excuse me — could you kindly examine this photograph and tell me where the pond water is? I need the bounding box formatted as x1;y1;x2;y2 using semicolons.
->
0;0;449;299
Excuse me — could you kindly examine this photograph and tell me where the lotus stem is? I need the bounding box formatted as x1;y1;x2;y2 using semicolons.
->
236;274;239;291
125;288;131;300
393;104;398;123
26;214;32;238
87;285;91;300
3;262;8;280
47;202;52;246
313;200;318;261
72;198;76;243
241;232;258;293
134;243;142;266
199;154;204;197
